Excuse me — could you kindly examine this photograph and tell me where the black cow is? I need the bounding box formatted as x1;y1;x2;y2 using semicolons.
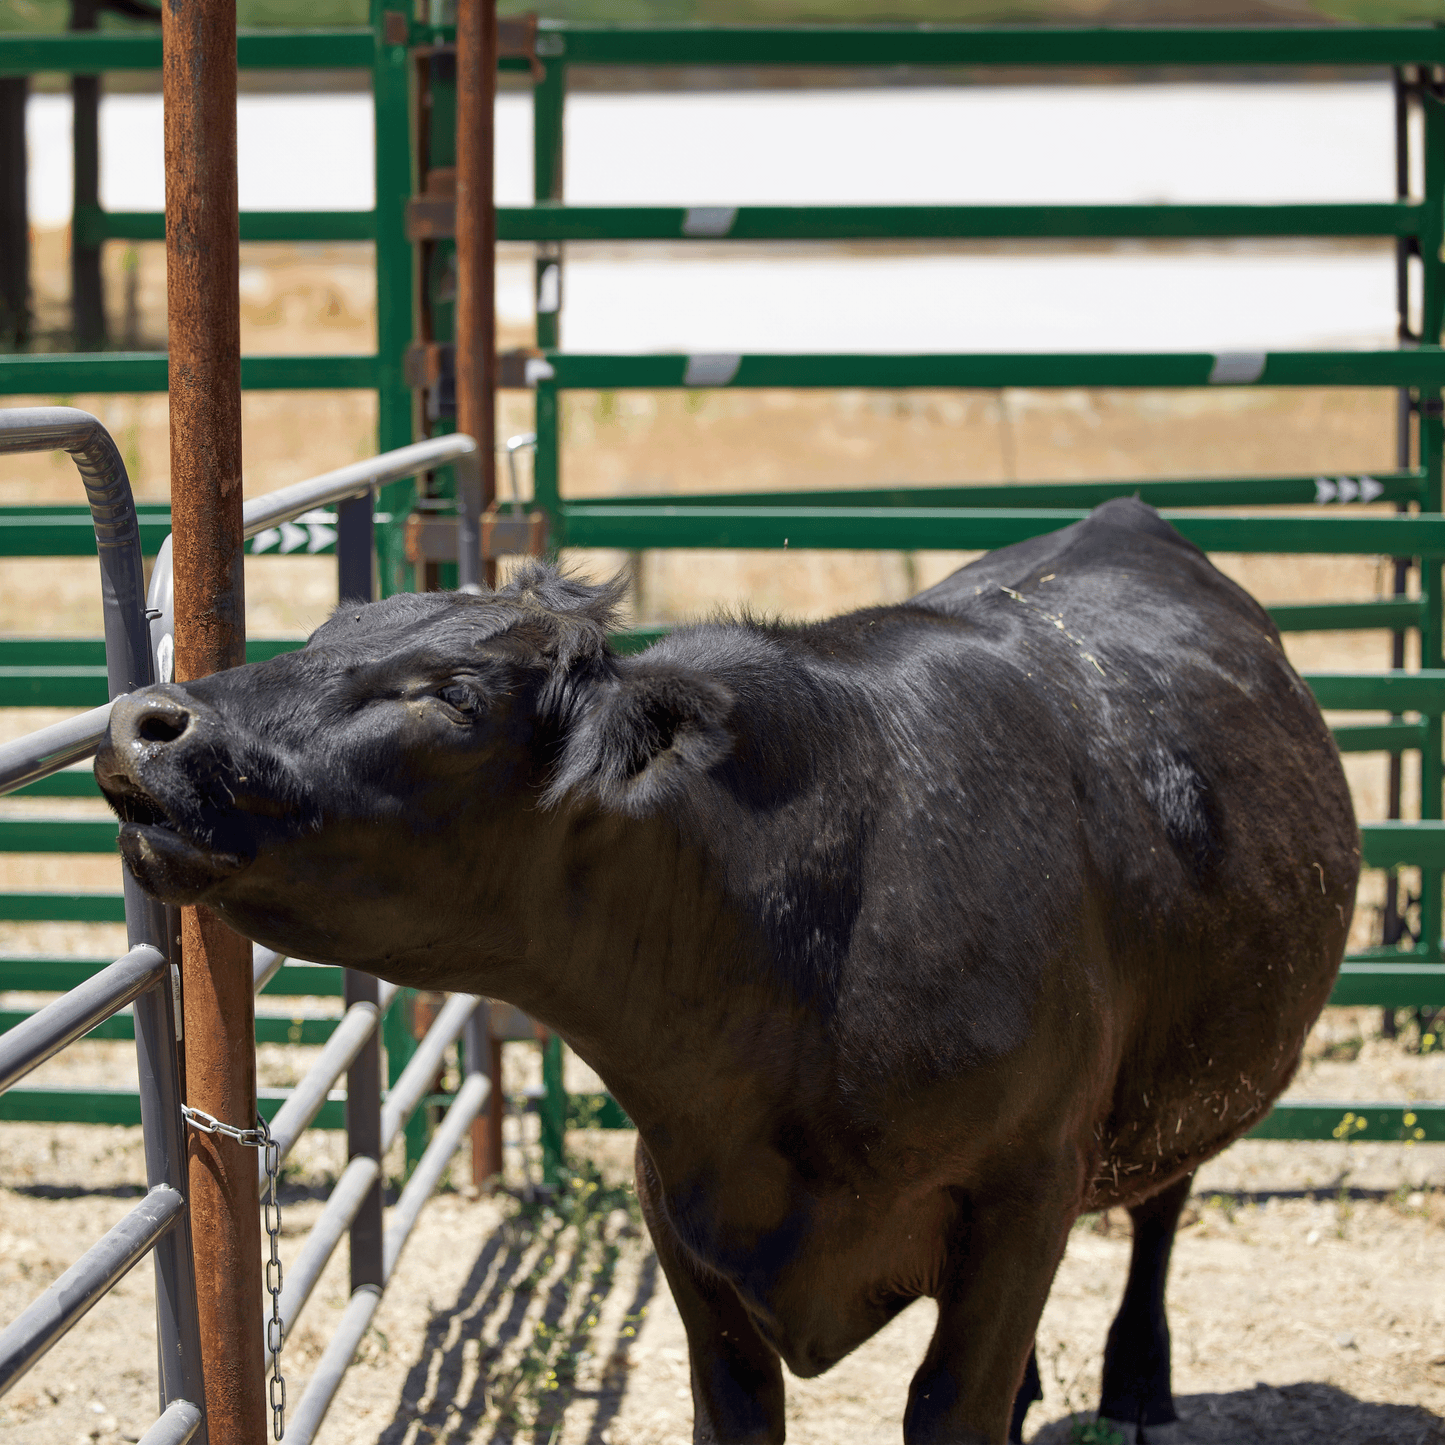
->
96;499;1358;1444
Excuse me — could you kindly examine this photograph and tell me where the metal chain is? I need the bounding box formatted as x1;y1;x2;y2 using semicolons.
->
182;1106;286;1440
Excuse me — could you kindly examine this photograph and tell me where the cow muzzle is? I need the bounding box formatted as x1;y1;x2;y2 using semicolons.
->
96;688;257;906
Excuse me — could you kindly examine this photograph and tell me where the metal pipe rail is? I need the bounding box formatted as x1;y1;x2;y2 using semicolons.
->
239;436;479;540
0;701;115;796
0;944;165;1092
0;432;484;795
259;982;398;1185
0;409;153;699
0;404;205;1436
273;1155;381;1345
0;1184;185;1395
252;945;286;994
285;1071;491;1445
266;993;482;1341
136;1399;203;1445
381;992;480;1154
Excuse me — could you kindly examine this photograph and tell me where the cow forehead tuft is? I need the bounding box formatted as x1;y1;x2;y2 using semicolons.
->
310;591;521;646
305;588;615;672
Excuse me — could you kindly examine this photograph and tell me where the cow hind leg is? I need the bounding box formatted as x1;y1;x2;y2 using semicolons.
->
1008;1345;1042;1443
1097;1171;1195;1444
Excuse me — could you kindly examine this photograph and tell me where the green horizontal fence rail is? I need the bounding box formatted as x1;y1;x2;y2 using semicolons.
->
494;201;1430;243
0;1085;348;1129
85;202;1434;246
553;505;1445;556
596;474;1427;511
1250;1102;1445;1142
513;22;1445;68
539;349;1445;391
0;507;351;558
11;22;1445;74
0;28;374;72
0;353;378;394
0;639;302;708
73;208;376;247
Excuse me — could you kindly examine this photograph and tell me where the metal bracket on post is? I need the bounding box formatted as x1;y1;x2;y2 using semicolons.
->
404;509;547;566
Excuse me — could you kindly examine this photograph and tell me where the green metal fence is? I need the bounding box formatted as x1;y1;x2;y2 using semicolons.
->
512;23;1445;1147
2;19;1444;1151
0;6;436;1155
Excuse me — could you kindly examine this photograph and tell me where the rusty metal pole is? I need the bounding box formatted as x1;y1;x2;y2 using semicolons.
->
455;0;497;593
162;0;264;1439
456;0;502;1187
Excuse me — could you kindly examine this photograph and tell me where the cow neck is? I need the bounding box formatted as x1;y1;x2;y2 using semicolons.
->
502;793;789;1151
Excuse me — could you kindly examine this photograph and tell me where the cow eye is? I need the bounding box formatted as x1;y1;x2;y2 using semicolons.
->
436;682;481;716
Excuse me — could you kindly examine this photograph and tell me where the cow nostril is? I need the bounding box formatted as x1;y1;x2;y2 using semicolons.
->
137;711;189;744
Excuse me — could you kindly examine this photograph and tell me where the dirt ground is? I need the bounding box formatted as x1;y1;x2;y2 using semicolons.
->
2;1013;1443;1445
2;231;1444;1442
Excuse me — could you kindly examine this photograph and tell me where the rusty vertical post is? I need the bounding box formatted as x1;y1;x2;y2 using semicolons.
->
455;0;497;589
456;0;500;1185
162;0;264;1439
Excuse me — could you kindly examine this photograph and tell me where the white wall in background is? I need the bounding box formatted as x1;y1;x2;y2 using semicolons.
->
22;82;1401;351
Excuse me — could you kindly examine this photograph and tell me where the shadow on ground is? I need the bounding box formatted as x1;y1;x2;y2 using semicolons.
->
1031;1383;1445;1445
374;1189;659;1445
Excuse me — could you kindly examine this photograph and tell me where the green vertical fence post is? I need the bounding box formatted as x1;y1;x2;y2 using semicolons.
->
1419;89;1445;957
1422;402;1444;959
421;51;460;589
373;0;418;598
540;1032;566;1184
533;57;565;352
382;986;427;1175
534;375;561;545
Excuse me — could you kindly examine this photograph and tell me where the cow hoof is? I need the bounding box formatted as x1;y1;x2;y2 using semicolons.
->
1093;1414;1190;1444
1139;1423;1190;1445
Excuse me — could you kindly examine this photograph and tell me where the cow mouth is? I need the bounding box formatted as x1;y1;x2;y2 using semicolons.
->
99;771;254;906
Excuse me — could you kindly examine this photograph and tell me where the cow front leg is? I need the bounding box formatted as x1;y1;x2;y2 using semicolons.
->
1097;1171;1194;1443
636;1150;786;1444
904;1180;1077;1445
1008;1345;1042;1443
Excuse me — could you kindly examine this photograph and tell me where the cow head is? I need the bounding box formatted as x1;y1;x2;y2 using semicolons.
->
94;565;732;974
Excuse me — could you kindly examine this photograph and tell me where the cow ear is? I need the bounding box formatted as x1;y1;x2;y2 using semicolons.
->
547;662;733;814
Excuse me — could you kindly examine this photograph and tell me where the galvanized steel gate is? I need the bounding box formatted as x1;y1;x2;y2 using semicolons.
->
0;411;496;1443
